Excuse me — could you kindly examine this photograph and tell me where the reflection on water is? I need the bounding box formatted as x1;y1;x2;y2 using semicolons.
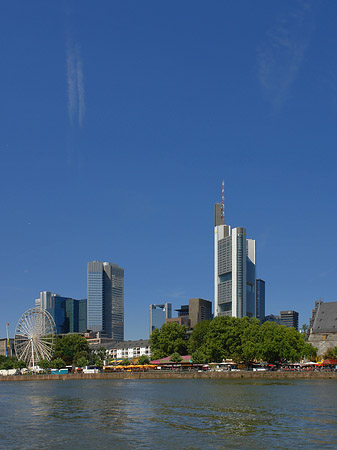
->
0;379;336;449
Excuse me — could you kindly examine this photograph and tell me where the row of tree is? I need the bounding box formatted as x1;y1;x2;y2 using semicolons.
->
150;317;318;364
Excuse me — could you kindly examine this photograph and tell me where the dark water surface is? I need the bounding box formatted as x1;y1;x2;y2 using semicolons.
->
0;379;336;449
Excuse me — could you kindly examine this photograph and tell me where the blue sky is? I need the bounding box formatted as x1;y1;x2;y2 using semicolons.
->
1;1;337;340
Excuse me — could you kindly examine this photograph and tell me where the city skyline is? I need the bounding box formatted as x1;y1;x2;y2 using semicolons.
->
1;2;337;340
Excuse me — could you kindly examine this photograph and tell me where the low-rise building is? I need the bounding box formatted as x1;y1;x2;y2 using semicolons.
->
106;339;151;360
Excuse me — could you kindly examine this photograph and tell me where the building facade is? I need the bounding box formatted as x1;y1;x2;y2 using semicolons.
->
106;339;151;360
0;338;14;357
188;298;212;328
280;310;299;330
256;279;265;323
149;303;172;335
87;261;124;341
35;291;87;334
308;300;337;357
214;202;256;318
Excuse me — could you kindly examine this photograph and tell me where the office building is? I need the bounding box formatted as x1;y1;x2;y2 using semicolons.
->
280;310;299;330
87;261;124;340
149;303;172;335
188;298;212;328
214;187;256;318
35;291;87;334
256;279;265;323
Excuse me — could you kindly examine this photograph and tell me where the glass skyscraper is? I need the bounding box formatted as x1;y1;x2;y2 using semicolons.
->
149;303;172;335
214;203;256;318
35;291;87;334
87;261;124;340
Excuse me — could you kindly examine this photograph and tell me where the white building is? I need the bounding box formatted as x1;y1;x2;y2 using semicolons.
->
214;199;256;318
106;339;151;360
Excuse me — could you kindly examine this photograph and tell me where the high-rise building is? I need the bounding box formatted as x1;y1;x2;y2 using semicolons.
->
280;310;299;331
256;279;265;323
149;303;172;335
87;261;124;340
35;291;87;334
214;186;256;318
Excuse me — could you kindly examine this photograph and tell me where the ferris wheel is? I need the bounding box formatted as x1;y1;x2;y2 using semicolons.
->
14;307;57;368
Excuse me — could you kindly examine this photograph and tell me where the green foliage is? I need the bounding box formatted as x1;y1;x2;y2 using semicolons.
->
0;356;17;370
150;316;314;365
14;360;26;369
150;322;188;359
38;359;51;370
52;358;66;369
302;343;317;360
76;356;89;368
191;349;206;364
170;352;182;363
138;355;150;365
121;358;131;365
53;334;89;365
188;320;211;354
259;322;309;363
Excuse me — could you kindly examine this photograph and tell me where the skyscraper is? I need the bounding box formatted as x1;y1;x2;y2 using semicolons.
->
35;291;86;334
149;303;172;335
256;279;265;323
87;261;124;340
214;184;256;318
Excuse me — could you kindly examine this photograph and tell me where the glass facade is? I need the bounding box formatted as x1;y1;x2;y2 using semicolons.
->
40;291;87;334
149;303;172;335
87;261;124;340
87;263;104;333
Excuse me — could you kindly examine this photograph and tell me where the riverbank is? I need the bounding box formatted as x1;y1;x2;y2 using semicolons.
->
1;371;336;382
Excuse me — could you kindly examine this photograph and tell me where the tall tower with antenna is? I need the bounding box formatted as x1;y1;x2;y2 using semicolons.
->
214;181;256;318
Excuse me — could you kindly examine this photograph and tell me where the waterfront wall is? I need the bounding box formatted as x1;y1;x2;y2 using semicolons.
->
1;371;336;382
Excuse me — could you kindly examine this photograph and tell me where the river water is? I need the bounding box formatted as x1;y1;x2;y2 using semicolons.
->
0;378;336;449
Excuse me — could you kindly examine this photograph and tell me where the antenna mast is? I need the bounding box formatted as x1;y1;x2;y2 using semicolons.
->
221;179;225;222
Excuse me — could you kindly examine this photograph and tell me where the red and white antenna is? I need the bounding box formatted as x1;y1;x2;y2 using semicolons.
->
221;179;225;221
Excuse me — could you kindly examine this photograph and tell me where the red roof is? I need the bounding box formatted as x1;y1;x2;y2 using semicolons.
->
322;359;337;365
150;355;191;364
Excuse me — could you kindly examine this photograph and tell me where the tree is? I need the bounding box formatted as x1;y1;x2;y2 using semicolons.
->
303;343;317;361
52;358;66;370
76;356;89;368
188;320;211;354
149;322;188;359
38;359;51;370
53;335;89;365
14;360;26;370
260;322;309;363
170;352;182;363
191;350;206;364
138;355;150;365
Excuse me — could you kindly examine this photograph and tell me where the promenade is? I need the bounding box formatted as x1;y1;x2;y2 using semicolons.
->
1;371;336;382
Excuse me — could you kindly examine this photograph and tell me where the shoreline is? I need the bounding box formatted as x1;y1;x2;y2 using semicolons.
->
0;371;336;382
